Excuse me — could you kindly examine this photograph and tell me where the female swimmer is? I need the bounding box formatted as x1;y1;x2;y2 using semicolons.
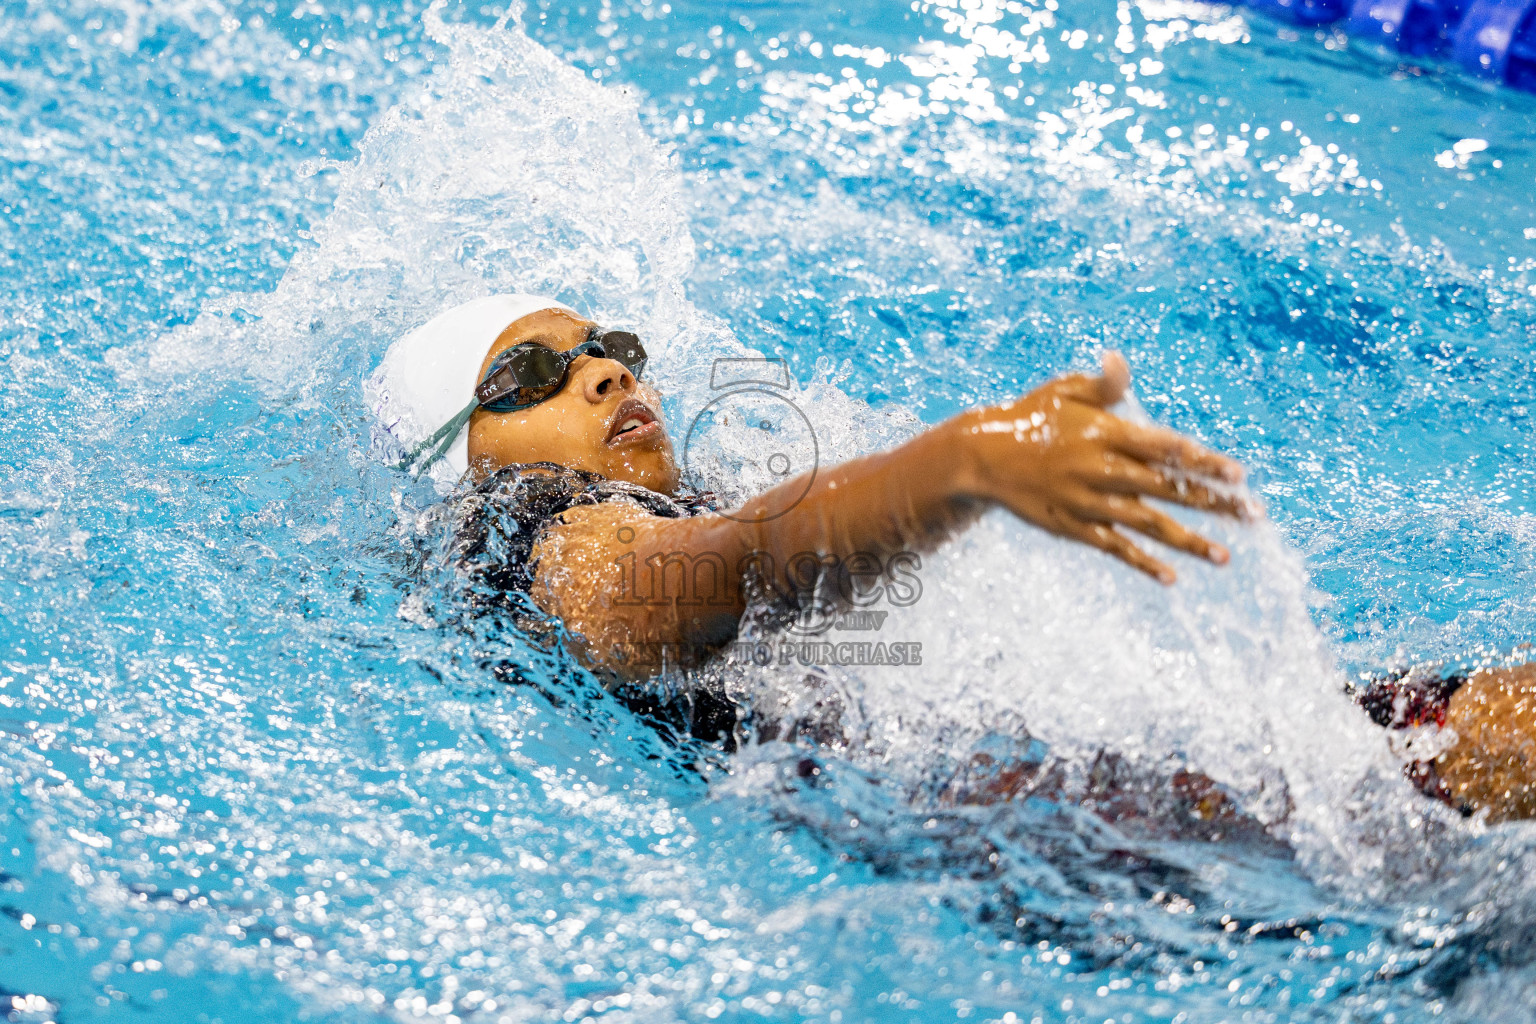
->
373;294;1536;823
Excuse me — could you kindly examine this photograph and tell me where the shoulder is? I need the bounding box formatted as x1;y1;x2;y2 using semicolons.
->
533;491;710;569
452;462;714;588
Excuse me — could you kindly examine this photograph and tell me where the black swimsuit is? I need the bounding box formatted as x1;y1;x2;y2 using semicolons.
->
450;462;743;748
451;462;717;596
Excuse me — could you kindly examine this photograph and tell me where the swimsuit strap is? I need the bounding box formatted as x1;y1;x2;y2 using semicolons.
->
451;462;714;596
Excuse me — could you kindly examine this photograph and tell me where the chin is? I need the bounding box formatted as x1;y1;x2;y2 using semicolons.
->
609;454;679;495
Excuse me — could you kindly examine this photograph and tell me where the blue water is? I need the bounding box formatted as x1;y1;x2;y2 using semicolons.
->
4;0;1536;1021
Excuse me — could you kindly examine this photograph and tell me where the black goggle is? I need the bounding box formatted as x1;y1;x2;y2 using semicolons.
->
394;325;649;478
475;327;647;413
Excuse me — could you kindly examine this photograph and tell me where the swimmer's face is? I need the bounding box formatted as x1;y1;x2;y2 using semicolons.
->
466;308;679;494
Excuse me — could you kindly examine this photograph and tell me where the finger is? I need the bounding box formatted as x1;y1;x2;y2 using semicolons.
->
1090;455;1254;519
1089;494;1230;566
1108;420;1245;483
1049;350;1131;409
1099;350;1130;402
1053;512;1176;584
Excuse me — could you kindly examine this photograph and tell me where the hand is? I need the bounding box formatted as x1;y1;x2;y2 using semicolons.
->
951;351;1251;583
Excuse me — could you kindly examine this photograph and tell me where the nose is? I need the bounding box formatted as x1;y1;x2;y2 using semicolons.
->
575;356;637;405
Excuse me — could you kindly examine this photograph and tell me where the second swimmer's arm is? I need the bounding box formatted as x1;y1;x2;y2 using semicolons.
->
1434;662;1536;822
531;352;1248;668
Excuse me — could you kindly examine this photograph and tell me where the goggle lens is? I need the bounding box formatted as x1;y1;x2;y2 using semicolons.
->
598;331;647;379
476;327;649;413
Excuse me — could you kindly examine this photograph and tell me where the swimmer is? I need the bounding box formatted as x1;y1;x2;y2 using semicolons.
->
375;295;1536;824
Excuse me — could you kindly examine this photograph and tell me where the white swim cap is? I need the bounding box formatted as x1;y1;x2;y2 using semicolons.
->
372;293;575;486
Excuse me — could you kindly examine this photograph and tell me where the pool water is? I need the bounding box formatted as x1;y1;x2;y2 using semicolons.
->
3;0;1536;1020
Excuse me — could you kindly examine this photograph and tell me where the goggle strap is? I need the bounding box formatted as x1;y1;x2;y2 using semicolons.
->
392;397;480;478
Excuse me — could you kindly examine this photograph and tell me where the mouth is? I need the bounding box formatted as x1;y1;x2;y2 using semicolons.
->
605;397;662;447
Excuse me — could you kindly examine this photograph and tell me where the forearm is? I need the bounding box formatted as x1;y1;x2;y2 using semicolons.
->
598;419;980;629
735;417;979;569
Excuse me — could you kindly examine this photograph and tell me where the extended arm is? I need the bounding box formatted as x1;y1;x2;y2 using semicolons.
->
530;353;1248;672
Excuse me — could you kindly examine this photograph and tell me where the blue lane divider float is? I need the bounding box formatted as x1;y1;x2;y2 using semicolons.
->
1245;0;1351;25
1239;0;1536;90
1454;0;1536;86
1349;0;1467;55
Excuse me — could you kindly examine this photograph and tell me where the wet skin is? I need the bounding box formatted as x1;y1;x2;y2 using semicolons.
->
1439;662;1536;823
466;308;680;495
